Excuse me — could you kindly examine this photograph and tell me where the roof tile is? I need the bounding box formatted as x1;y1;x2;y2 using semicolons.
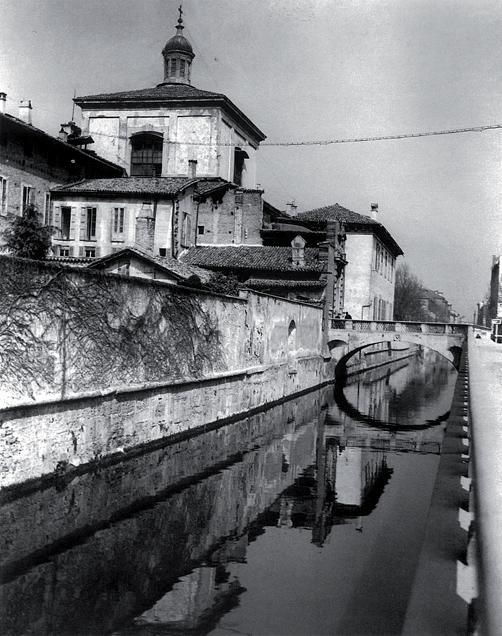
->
181;246;324;273
52;176;229;196
76;83;223;102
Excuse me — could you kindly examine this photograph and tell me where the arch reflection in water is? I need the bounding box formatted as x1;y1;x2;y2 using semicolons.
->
0;352;457;635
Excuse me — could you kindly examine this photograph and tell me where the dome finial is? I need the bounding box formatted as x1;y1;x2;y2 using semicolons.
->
176;4;184;33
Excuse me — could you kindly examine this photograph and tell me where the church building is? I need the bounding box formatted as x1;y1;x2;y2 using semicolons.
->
50;8;267;260
73;7;265;187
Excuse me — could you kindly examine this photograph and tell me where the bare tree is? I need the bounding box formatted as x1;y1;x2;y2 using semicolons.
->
394;262;426;321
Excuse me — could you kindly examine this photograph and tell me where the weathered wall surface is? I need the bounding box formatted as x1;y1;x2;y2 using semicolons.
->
0;387;326;634
196;188;263;246
0;256;333;487
50;194;174;258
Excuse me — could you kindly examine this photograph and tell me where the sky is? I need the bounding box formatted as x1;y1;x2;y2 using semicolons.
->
1;0;502;318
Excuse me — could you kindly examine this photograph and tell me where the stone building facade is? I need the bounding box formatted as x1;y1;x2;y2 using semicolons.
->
0;98;123;236
49;176;265;258
73;12;265;187
262;202;403;319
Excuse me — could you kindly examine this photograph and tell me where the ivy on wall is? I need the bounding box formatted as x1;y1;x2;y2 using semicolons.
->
0;257;224;403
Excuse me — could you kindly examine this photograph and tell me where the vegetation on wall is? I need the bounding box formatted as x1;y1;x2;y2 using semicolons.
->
205;272;240;296
2;204;53;260
0;257;224;402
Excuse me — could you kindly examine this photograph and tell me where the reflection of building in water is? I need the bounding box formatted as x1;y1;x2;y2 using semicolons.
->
131;564;244;633
340;351;455;428
333;445;389;514
1;356;454;635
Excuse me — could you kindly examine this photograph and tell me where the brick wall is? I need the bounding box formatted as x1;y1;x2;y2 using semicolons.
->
196;188;263;245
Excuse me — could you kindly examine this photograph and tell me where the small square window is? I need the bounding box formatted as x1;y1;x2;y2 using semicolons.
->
197;225;205;235
85;247;96;258
59;246;70;257
159;248;167;257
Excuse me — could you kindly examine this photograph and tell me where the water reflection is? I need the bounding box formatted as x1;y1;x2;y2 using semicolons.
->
0;351;457;635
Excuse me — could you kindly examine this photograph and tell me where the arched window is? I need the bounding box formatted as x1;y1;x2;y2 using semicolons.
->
287;319;297;356
130;132;163;177
233;147;249;186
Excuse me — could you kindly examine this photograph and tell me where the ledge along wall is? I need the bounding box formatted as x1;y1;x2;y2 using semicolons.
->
0;256;336;488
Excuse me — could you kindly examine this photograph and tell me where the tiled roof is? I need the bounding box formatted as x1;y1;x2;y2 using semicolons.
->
246;278;325;289
195;179;234;197
45;256;95;267
88;246;213;283
52;176;233;197
181;246;324;273
0;112;123;174
76;83;223;103
295;203;404;257
74;83;266;142
296;203;377;226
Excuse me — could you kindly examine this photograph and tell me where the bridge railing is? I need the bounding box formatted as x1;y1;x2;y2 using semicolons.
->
330;319;469;335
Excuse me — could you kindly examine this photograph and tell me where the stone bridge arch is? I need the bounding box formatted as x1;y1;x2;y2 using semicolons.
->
327;320;468;379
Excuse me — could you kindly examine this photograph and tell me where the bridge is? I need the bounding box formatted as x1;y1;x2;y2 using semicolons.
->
328;319;469;371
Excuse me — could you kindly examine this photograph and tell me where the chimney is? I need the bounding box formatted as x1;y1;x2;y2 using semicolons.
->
58;125;69;142
286;200;298;217
0;92;6;115
370;202;378;220
58;121;81;142
188;159;197;178
135;202;155;254
19;99;32;125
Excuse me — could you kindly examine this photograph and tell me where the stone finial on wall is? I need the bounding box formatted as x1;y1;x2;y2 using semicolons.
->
291;235;306;267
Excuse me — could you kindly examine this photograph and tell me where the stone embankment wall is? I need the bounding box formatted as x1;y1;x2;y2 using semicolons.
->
0;387;327;634
0;256;334;487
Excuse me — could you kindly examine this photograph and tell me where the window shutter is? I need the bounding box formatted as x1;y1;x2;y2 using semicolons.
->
110;207;115;240
80;207;87;240
69;207;77;240
186;214;192;245
53;206;61;229
95;246;101;258
69;246;75;256
79;246;84;257
122;207;127;238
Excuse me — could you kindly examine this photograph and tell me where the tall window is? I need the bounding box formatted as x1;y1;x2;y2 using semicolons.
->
21;184;33;212
113;207;125;236
61;206;71;240
179;59;186;78
86;207;97;240
233;147;248;186
130;133;163;176
0;176;7;215
44;192;51;225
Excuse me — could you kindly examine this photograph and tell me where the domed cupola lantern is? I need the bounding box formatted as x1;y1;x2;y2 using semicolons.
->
161;5;195;85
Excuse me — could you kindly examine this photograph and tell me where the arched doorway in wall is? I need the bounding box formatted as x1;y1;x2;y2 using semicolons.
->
288;320;297;358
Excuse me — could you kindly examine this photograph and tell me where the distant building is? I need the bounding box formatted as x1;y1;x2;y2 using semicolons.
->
262;202;403;319
476;255;502;341
418;288;451;323
0;94;123;236
72;10;266;187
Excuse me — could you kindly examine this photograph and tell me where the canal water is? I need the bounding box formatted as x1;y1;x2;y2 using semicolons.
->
0;350;457;635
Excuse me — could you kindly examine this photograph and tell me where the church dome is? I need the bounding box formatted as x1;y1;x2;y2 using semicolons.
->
163;33;194;57
160;7;195;85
